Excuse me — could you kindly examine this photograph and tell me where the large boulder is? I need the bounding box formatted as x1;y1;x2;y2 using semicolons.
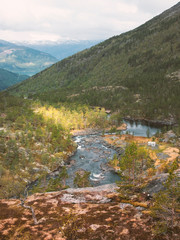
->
163;130;176;142
144;173;169;196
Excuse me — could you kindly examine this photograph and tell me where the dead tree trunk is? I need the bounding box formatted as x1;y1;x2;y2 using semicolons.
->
19;187;38;225
20;199;38;225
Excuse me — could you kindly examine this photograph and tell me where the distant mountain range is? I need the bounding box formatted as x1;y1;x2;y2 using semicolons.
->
21;40;102;60
0;68;28;91
8;2;180;122
0;40;57;76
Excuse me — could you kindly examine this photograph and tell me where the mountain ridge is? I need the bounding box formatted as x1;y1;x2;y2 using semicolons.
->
8;2;180;121
0;40;57;76
20;40;102;60
0;68;28;91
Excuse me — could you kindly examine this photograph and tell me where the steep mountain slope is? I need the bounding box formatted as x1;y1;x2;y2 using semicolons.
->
8;3;180;121
0;40;57;76
0;68;28;91
22;40;102;60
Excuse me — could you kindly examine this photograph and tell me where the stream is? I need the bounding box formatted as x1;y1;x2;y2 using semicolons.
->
66;120;162;187
29;121;162;190
66;134;120;187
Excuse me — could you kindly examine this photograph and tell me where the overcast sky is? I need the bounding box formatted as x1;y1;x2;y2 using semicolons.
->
0;0;178;43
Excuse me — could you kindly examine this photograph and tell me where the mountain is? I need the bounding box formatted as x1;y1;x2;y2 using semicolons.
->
0;40;57;76
0;68;28;91
8;2;180;122
22;40;102;60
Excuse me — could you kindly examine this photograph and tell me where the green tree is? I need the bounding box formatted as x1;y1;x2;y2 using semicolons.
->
74;170;91;188
119;142;138;185
5;140;19;170
146;128;150;138
59;166;69;188
150;159;180;236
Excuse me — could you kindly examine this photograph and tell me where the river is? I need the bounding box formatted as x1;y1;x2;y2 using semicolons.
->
66;120;162;187
29;121;162;191
66;134;120;187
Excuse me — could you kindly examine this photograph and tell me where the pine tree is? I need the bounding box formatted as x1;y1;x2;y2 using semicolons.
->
150;158;180;236
73;170;91;188
119;142;138;185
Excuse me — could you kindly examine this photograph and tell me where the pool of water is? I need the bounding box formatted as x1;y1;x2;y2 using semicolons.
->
122;120;161;137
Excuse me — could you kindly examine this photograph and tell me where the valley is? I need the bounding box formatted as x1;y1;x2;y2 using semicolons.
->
7;2;180;122
0;2;180;240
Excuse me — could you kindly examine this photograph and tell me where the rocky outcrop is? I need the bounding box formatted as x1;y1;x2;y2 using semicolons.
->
144;173;168;195
71;128;102;136
144;169;180;196
163;130;177;143
0;184;155;240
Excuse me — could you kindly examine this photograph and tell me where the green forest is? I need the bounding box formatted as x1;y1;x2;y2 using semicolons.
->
0;93;112;198
0;68;28;91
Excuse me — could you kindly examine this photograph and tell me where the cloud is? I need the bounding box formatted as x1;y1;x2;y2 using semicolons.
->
126;0;179;14
0;0;178;42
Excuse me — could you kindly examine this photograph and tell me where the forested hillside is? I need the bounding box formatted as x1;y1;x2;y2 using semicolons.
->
8;3;180;122
0;68;28;90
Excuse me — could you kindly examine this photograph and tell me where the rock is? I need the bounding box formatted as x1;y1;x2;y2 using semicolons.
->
69;159;76;166
50;170;60;176
120;228;129;235
100;163;114;172
65;183;118;193
32;167;41;173
93;159;99;162
77;227;86;233
85;193;111;203
136;206;145;211
130;195;138;201
60;193;86;203
156;152;169;160
90;224;101;231
119;203;132;209
144;173;169;196
35;142;43;147
163;130;176;142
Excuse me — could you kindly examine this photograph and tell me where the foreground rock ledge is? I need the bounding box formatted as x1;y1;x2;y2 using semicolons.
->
0;184;156;240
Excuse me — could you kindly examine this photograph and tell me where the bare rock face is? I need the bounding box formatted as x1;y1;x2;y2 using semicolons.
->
0;184;156;240
163;130;176;142
144;173;169;195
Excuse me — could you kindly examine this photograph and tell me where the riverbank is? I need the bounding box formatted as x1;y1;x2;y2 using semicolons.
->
70;123;127;136
124;116;177;127
103;132;180;193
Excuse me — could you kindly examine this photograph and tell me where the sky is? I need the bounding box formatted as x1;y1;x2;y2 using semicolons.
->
0;0;179;43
